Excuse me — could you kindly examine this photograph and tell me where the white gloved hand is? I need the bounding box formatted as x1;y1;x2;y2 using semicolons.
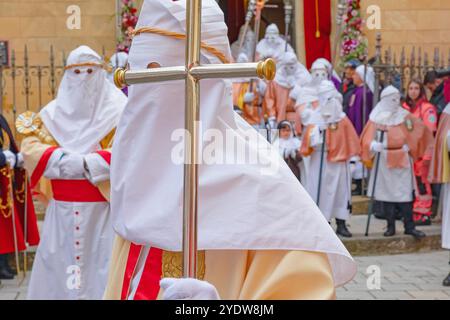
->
310;126;323;148
160;278;221;300
59;152;85;179
402;144;410;153
370;141;384;153
243;92;255;104
3;150;16;168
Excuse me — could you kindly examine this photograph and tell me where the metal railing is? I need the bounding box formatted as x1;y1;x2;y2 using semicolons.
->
0;45;108;135
371;32;450;101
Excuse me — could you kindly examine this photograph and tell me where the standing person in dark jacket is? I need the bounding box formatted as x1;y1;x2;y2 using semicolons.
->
424;71;447;115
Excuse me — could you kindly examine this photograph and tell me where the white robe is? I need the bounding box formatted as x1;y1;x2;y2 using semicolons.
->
305;144;352;222
443;183;450;249
27;149;114;300
442;127;450;250
367;134;414;203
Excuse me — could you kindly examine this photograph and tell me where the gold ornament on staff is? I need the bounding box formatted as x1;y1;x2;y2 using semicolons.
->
113;0;276;278
15;111;41;135
16;111;57;145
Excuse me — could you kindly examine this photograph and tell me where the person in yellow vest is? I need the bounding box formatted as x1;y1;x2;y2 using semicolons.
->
18;46;127;299
103;0;356;300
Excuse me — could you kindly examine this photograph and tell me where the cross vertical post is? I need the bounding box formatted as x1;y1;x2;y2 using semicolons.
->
183;0;202;279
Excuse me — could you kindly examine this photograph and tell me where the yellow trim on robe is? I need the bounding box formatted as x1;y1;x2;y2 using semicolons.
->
100;129;116;149
103;235;336;300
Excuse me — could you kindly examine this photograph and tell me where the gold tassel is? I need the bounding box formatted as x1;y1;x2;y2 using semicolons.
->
315;0;321;38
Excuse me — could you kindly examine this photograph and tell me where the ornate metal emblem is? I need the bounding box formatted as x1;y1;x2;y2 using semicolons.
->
15;111;41;135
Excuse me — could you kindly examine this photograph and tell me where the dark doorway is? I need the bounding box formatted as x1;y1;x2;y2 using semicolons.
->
218;0;290;44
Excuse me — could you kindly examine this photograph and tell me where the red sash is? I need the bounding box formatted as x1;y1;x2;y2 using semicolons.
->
30;146;58;189
51;179;107;202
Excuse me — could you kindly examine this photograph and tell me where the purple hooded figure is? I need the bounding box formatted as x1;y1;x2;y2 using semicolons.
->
345;65;375;135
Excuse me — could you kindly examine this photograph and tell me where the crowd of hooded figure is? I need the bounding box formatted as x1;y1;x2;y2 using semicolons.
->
0;0;449;300
231;22;448;242
232;22;450;287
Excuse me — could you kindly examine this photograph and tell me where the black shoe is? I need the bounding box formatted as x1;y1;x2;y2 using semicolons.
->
384;220;396;237
0;267;14;280
336;219;352;238
2;256;17;275
405;229;426;239
443;273;450;287
5;264;17;276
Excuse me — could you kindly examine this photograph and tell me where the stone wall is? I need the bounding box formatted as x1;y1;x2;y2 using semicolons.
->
362;0;450;62
0;0;145;124
294;0;450;68
0;0;120;65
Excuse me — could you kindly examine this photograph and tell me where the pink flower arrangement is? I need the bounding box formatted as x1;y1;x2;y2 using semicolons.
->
339;0;367;67
117;0;139;53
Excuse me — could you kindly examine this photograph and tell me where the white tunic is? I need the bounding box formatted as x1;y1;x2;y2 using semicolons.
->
27;149;114;300
442;183;450;249
305;144;352;222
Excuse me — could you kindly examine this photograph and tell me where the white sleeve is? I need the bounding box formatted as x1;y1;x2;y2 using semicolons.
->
83;153;110;185
447;130;450;150
43;148;65;179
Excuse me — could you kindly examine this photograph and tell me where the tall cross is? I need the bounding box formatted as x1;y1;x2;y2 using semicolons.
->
114;0;276;278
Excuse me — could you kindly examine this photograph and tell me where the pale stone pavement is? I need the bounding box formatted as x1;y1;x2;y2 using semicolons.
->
337;250;450;300
0;251;449;300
